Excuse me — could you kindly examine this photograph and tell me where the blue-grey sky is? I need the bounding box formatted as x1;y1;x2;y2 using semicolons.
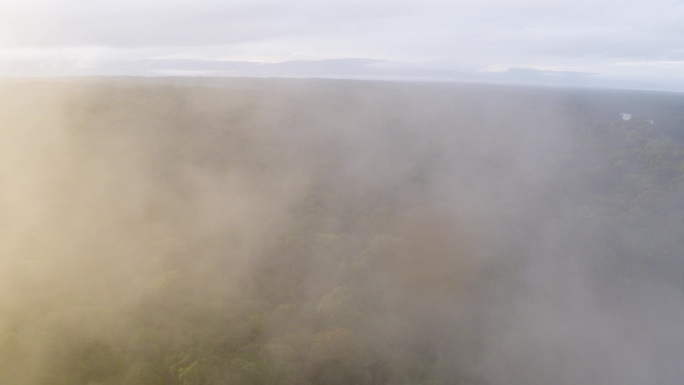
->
1;0;683;90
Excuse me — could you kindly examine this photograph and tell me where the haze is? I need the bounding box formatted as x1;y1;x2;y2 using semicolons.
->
1;78;684;385
2;1;684;384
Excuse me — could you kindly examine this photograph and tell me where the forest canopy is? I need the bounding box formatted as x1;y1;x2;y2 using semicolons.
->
1;79;684;385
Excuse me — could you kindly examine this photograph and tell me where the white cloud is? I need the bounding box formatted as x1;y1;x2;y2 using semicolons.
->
0;0;682;90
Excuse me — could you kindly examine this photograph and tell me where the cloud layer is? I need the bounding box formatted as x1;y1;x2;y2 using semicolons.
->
0;0;683;89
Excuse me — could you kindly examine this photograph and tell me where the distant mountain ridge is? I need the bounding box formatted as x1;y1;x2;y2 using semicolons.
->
2;57;682;92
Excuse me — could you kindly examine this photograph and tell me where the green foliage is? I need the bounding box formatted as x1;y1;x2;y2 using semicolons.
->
1;80;683;385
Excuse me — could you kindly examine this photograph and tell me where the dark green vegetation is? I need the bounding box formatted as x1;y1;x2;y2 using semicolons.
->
1;79;683;385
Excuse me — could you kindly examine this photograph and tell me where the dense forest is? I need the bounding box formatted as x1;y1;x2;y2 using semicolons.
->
1;79;683;385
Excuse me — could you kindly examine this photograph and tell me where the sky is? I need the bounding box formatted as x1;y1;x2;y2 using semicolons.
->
1;0;683;90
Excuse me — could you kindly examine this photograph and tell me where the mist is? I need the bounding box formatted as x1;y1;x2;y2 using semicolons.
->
1;78;683;385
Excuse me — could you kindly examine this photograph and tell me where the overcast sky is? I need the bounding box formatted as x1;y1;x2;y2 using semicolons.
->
1;0;683;90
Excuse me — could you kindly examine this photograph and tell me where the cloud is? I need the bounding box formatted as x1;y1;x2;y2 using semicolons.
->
0;0;409;48
0;0;683;89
